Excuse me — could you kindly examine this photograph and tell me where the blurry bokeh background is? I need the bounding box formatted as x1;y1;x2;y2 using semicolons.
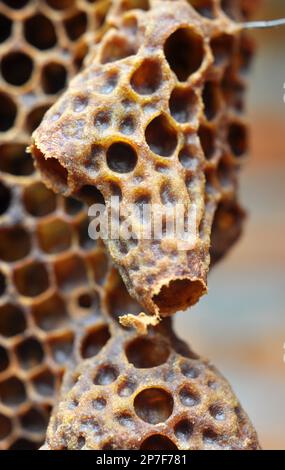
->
176;0;285;450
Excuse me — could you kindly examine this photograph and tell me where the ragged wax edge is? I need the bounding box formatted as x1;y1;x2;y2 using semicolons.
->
119;312;160;335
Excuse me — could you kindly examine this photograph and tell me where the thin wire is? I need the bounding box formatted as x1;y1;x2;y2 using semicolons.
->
242;18;285;30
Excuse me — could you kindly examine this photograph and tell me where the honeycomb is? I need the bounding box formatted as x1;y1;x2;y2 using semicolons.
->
32;0;255;328
42;318;260;450
0;0;259;451
0;0;112;450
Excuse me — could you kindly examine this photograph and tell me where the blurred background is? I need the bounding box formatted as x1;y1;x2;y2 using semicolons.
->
177;0;285;450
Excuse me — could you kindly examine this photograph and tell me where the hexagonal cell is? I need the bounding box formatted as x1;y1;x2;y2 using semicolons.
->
41;62;67;94
217;157;234;188
0;226;31;262
75;217;95;250
179;385;200;407
116;376;136;397
94;109;111;131
15;337;44;370
174;419;193;442
48;332;74;365
209;403;226;421
2;0;29;8
77;293;91;309
64;197;84;216
64;11;87;41
210;199;245;264
0;376;27;407
145;114;177;157
227;122;248;157
92;396;106;411
0;413;12;440
23;182;57;217
202;81;221;120
126;337;170;368
106;142;137;173
205;167;218;196
88;251;108;286
140;434;177;450
81;325;110;359
210;33;234;66
13;260;50;297
106;273;141;322
20;407;48;434
221;71;245;113
134;388;173;424
46;0;75;9
203;428;220;446
101;34;136;64
239;35;255;75
1;51;33;86
188;0;216;18
0;345;9;372
73;94;89;114
31;369;55;397
116;412;135;429
24;14;57;50
169;87;199;124
164;27;204;81
119;115;136;135
32;293;68;332
0;13;12;44
94;364;119;386
0;92;17;132
37;217;72;254
198;124;215;159
130;58;162;95
180;361;200;379
99;70;119;95
75;185;105;206
54;255;87;291
221;0;241;20
0;304;26;338
0;180;11;216
0;143;34;176
77;290;100;313
26;104;50;134
178;145;197;171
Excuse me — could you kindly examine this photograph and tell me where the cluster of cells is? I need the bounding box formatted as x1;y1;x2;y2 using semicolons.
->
43;321;259;450
0;0;258;450
32;0;254;326
0;0;115;451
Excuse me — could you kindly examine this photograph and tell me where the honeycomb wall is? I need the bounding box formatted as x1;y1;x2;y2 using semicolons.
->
32;0;255;326
0;0;258;450
0;0;113;450
42;319;260;450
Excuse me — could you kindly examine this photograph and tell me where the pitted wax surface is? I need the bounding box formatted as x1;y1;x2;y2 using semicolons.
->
0;0;258;450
